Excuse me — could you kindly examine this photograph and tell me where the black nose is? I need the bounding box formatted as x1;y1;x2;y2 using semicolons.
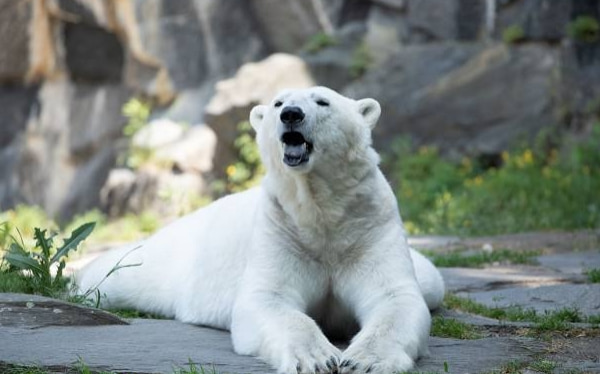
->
280;106;305;125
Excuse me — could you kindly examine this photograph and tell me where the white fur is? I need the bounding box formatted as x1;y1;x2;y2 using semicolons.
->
77;87;445;374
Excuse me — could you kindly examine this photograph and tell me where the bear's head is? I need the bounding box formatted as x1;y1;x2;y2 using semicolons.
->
249;87;381;174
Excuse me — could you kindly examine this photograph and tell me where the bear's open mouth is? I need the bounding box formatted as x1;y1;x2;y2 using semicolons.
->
281;131;313;167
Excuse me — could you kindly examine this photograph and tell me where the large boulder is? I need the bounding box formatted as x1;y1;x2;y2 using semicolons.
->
120;0;269;104
0;1;32;82
344;43;559;158
14;79;130;221
494;0;574;42
406;0;490;42
204;54;315;176
101;120;216;218
249;0;342;52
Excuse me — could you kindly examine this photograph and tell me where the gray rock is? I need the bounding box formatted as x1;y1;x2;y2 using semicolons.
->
344;43;558;158
249;0;334;53
101;167;207;219
495;0;573;42
461;284;600;316
13;79;130;221
407;0;489;42
440;265;574;293
125;0;268;101
536;251;600;276
0;294;542;374
417;336;543;373
1;318;274;374
302;23;367;90
63;22;124;83
0;1;31;82
0;293;126;329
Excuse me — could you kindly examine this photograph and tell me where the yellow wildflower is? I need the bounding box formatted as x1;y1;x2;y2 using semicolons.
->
226;165;237;177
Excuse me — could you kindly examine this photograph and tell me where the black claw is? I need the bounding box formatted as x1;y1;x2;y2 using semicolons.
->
365;364;374;373
340;359;352;368
328;356;338;368
350;362;359;371
314;363;321;373
296;362;302;374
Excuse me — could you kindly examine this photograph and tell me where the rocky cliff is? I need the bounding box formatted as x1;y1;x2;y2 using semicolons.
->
0;0;599;221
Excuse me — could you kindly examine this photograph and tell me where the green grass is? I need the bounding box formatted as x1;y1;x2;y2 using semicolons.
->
430;316;480;339
567;15;600;43
444;294;599;332
303;32;337;54
585;268;600;283
425;249;539;268
502;24;525;44
528;359;557;373
384;125;600;236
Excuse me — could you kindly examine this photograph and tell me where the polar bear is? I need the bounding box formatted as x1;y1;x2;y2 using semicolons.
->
77;86;445;374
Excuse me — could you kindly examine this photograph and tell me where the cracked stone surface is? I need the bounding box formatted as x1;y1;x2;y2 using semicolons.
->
2;232;600;373
459;283;600;316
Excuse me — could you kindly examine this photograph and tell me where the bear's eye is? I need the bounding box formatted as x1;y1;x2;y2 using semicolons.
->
316;99;329;107
274;101;283;108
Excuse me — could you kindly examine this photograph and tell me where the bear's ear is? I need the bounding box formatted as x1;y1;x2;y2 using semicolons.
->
250;105;267;131
357;98;381;129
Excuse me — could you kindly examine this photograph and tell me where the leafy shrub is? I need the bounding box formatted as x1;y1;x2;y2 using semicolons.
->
502;24;526;44
2;223;95;297
350;43;373;78
213;121;264;194
0;205;57;250
303;32;337;54
567;15;600;43
120;97;154;170
384;125;600;235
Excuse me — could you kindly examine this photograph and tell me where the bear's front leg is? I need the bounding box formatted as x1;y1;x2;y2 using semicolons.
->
336;245;431;374
230;238;342;374
232;292;341;374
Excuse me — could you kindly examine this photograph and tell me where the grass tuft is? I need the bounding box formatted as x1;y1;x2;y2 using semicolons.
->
431;316;481;339
384;125;600;236
444;294;599;333
585;268;600;283
425;249;538;268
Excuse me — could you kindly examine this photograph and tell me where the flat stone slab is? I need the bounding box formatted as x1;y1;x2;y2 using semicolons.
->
0;293;126;328
460;284;600;316
440;265;576;293
0;318;542;374
536;250;600;275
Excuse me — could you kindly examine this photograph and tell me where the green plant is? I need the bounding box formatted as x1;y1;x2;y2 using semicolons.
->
384;126;600;235
303;32;337;53
502;25;526;44
431;316;480;339
350;43;373;78
586;268;600;283
444;294;598;332
567;15;600;43
122;97;151;137
2;222;95;297
120;97;154;170
214;121;264;195
173;360;220;374
528;359;557;374
0;205;57;250
425;249;539;268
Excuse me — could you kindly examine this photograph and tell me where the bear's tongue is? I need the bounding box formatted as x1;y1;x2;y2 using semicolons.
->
281;132;311;167
283;143;308;166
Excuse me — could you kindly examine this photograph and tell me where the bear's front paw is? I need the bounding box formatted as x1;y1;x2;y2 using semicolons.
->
339;348;413;374
277;339;341;374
